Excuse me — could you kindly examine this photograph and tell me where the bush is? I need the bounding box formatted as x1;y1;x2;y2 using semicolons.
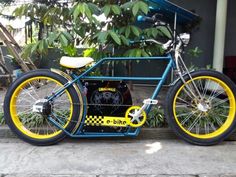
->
145;107;168;128
0;112;5;125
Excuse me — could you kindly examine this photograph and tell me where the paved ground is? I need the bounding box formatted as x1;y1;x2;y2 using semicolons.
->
0;89;6;112
0;138;236;177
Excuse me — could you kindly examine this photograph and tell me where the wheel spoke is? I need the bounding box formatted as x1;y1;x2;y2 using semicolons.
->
187;113;202;132
212;98;229;108
180;110;198;125
10;75;74;139
173;74;235;139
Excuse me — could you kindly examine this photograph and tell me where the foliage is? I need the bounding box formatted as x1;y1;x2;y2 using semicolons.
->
145;107;167;128
0;112;5;125
187;46;204;71
12;0;169;60
0;0;14;5
187;47;203;58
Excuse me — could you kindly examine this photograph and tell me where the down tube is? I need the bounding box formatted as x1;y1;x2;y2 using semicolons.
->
146;59;174;113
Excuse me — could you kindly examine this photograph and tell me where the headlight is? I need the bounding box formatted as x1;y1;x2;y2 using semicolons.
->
179;33;190;46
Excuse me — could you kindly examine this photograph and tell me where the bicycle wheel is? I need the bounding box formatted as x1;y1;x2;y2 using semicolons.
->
4;69;83;145
165;70;236;145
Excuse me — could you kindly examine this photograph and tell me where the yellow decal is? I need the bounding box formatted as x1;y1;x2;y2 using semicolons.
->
103;116;128;127
85;116;104;126
98;88;116;92
85;116;128;127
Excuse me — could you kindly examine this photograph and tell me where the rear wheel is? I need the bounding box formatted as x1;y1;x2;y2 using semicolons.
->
165;70;236;145
4;69;82;145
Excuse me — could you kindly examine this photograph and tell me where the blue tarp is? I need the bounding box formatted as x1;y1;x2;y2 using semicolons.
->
147;0;200;25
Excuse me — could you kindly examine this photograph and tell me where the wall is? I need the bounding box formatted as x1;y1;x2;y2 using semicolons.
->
170;0;217;68
225;0;236;57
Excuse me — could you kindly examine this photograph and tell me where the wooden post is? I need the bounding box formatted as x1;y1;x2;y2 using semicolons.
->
0;22;37;71
0;29;30;72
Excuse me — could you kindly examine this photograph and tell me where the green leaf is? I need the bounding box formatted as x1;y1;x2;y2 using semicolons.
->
60;34;68;47
135;49;142;57
38;41;44;53
139;1;149;15
84;3;92;19
131;26;140;37
88;3;100;15
63;45;77;57
120;35;129;46
132;2;140;16
79;3;86;14
141;49;150;57
61;31;73;42
125;26;131;38
157;26;172;38
48;32;59;46
73;3;81;21
109;31;121;45
22;43;34;59
31;41;39;54
103;5;111;17
111;5;121;15
151;28;158;38
121;1;134;10
97;31;108;44
43;39;48;54
83;47;96;57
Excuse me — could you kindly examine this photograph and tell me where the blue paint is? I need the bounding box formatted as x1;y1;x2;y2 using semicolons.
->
47;55;176;138
146;0;200;25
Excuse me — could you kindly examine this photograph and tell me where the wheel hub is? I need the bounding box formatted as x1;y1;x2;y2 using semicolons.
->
196;101;211;112
32;99;52;115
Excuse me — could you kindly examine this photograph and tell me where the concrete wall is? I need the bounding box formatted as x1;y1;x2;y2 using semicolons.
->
171;0;236;66
170;0;217;68
225;0;236;57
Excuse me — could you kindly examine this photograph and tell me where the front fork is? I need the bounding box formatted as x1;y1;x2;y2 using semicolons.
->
174;50;202;102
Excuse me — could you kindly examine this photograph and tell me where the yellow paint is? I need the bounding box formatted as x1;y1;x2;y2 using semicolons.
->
84;115;128;127
60;63;77;69
125;106;147;128
51;68;84;133
98;88;116;92
103;116;128;127
173;76;236;139
10;76;73;139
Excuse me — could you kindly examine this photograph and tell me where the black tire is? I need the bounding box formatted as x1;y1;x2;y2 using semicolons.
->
4;69;82;146
165;70;236;145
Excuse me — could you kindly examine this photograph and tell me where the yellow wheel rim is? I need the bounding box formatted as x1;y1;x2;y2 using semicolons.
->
10;76;73;139
173;76;236;139
125;106;147;128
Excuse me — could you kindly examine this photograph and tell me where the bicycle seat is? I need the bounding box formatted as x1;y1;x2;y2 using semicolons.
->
60;56;94;69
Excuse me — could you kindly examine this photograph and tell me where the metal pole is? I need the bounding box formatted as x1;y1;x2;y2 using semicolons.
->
213;0;228;72
171;12;178;82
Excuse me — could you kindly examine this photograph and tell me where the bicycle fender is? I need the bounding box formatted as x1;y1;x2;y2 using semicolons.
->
50;68;84;134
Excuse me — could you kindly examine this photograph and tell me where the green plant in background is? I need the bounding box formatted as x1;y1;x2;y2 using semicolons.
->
145;107;167;128
10;0;170;60
187;46;204;71
0;112;5;125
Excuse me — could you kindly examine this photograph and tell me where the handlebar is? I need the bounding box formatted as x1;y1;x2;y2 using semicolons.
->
129;39;173;50
137;14;166;26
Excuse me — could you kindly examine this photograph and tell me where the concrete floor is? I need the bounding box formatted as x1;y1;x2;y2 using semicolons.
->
0;89;6;112
0;138;236;177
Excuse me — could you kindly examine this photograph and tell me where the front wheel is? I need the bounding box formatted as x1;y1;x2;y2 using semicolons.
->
165;70;236;145
4;69;83;145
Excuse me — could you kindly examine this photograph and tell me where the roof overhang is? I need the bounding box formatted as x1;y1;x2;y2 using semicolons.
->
147;0;201;27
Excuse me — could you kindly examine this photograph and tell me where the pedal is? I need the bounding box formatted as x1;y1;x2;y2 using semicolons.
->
143;98;158;105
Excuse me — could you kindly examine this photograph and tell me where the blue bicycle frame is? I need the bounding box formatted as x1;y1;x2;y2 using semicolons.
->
48;53;176;138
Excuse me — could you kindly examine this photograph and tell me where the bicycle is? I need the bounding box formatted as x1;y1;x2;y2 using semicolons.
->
3;14;236;146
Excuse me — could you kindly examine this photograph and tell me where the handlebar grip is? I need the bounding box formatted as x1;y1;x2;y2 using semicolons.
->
137;15;155;23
